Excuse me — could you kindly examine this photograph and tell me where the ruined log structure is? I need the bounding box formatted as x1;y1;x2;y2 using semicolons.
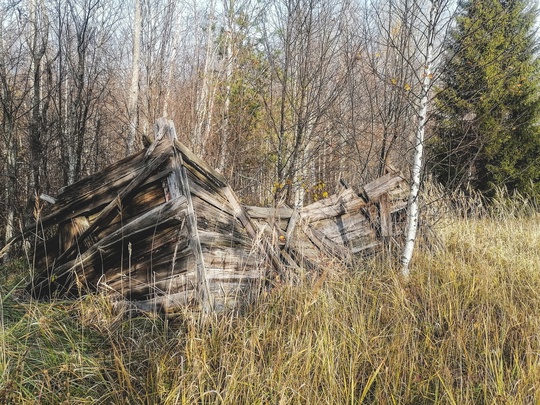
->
1;119;408;313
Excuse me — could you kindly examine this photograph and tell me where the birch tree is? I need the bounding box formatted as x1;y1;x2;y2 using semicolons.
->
126;0;141;155
397;0;455;276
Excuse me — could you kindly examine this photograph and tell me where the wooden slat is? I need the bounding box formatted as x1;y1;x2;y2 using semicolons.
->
303;226;351;261
301;188;367;223
173;139;227;189
311;212;372;241
58;149;146;198
379;193;392;237
189;177;236;217
284;207;300;250
221;185;285;274
158;118;214;312
29;196;188;297
53;138;174;268
245;206;293;219
363;172;406;202
1;141;173;261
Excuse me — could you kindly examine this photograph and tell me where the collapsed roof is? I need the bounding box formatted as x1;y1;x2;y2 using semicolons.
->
1;119;409;313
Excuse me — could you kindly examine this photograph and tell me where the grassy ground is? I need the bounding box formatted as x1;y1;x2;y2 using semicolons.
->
1;213;540;404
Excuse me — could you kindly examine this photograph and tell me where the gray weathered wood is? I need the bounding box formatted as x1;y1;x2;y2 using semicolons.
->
221;185;284;275
245;206;293;219
379;193;392;238
301;188;366;223
54;139;174;267
159;118;214;312
30;196;188;296
363;172;406;202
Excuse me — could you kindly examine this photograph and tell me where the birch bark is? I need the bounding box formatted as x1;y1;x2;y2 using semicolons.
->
401;0;438;277
127;0;141;155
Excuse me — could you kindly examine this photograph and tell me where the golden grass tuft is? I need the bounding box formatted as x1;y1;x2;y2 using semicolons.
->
1;212;540;403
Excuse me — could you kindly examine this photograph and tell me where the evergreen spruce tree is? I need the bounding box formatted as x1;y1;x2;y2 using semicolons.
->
432;0;540;197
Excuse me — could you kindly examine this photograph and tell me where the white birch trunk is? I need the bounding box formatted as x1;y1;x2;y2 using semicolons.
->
127;0;141;155
192;0;216;157
400;1;437;277
217;30;233;173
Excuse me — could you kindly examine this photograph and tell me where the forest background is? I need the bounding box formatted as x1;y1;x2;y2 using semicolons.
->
2;0;540;248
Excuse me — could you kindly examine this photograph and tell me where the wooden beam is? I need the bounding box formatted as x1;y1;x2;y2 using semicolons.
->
53;137;173;267
363;172;406;202
221;185;285;275
379;193;392;238
29;196;188;297
156;118;214;313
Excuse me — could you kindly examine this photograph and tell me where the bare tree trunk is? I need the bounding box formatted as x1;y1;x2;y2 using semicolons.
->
29;0;48;194
127;0;141;155
192;0;217;157
3;120;15;249
0;15;13;249
401;0;438;277
218;1;234;173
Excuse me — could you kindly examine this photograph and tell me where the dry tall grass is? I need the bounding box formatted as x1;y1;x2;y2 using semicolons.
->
1;209;540;404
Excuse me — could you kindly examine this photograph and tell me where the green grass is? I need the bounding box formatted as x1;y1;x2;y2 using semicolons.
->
1;213;540;404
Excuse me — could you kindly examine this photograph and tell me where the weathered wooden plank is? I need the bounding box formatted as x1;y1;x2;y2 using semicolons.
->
303;225;351;261
194;198;253;245
351;241;381;255
301;188;367;223
206;248;259;269
98;180;167;235
198;229;253;249
53;139;174;268
159;118;214;312
29;196;188;297
190;182;236;217
311;211;372;241
55;151;167;217
58;149;146;198
3;141;173;261
379;193;392;237
221;185;285;274
42;211;188;297
105;259;195;300
133;290;198;312
56;164;172;228
245;206;293;219
185;164;230;205
284;207;300;250
173;139;228;188
363;172;406;202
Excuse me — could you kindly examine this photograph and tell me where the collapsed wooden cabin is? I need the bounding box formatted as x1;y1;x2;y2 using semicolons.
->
1;118;409;313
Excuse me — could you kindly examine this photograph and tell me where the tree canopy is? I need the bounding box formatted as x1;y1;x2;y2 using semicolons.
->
432;0;540;197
